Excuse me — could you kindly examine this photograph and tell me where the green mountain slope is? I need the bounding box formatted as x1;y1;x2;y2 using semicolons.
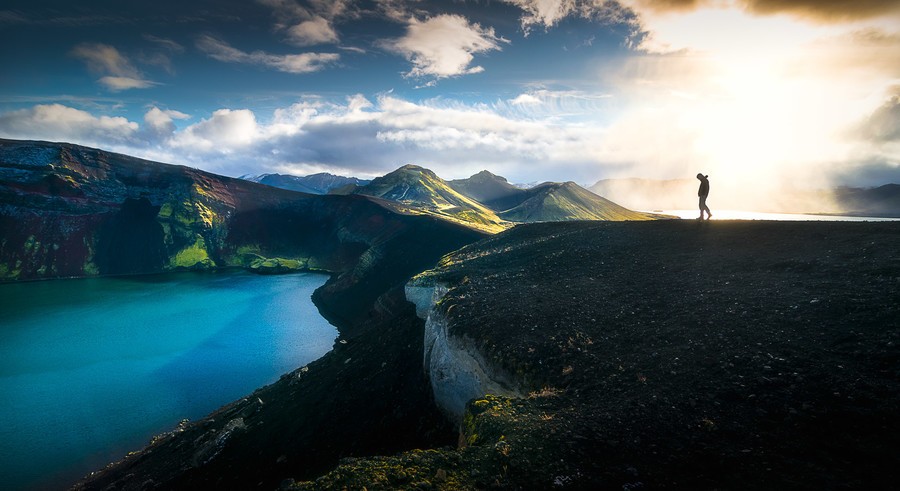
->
353;164;508;233
498;181;661;222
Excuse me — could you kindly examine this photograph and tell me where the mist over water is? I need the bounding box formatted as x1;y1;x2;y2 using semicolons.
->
0;272;336;490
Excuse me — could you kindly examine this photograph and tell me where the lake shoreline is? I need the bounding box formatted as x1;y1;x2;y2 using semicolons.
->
0;271;336;491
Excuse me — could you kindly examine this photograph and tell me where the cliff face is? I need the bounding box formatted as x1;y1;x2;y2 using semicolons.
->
406;281;523;421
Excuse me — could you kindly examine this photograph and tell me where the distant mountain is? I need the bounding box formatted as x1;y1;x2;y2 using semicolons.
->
353;164;507;233
242;173;370;195
832;184;900;217
448;170;522;204
449;170;663;222
0;139;483;282
497;181;661;222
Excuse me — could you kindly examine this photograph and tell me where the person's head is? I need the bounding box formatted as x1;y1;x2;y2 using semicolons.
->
696;173;708;180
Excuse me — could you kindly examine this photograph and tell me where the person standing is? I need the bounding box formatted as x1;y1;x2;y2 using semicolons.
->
697;173;712;220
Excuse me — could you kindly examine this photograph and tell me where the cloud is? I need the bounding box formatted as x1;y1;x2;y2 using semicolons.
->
501;0;577;30
339;45;367;54
510;93;542;105
98;76;158;91
856;91;900;143
0;104;138;144
374;0;419;22
196;35;340;73
287;16;339;46
71;42;140;77
500;89;614;119
499;0;644;38
142;34;185;53
259;0;355;45
170;108;261;152
382;14;506;80
627;0;900;22
133;35;185;75
143;106;190;139
70;43;157;91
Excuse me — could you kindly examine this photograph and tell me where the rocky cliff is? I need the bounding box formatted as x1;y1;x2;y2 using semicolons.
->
296;220;900;490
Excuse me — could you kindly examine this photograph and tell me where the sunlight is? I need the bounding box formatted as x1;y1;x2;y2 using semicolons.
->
626;5;885;205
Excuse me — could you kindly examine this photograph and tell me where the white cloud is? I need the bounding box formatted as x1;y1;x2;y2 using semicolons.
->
511;93;542;105
287;16;339;46
197;35;340;73
143;107;190;138
502;0;575;30
171;108;260;152
259;0;355;46
99;76;158;91
501;0;643;36
71;42;157;91
382;14;506;80
0;104;138;144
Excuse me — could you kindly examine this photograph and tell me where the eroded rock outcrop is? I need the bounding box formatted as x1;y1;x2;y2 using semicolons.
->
406;279;522;422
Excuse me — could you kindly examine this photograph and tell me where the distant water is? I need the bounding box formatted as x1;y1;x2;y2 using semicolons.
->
653;209;900;221
0;271;336;490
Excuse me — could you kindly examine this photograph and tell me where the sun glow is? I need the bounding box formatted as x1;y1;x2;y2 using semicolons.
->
608;6;897;210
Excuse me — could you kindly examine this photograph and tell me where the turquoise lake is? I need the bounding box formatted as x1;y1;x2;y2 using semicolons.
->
0;271;337;490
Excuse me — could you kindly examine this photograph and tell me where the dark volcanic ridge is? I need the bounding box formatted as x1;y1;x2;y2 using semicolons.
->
302;220;900;490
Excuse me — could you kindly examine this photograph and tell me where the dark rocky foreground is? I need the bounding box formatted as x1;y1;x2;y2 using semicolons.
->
295;220;900;490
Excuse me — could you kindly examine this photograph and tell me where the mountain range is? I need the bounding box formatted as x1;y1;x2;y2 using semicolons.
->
246;165;663;233
448;169;633;222
241;173;370;195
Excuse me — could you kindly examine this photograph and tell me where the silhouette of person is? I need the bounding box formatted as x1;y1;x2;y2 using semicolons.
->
696;173;712;220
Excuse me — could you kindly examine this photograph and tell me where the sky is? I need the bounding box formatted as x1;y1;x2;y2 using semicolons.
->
0;0;898;207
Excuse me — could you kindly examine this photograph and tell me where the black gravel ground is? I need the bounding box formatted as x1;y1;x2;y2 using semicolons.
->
300;220;900;490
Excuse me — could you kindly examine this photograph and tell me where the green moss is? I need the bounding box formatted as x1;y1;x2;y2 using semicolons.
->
248;256;306;274
290;448;474;490
170;235;215;269
23;236;39;253
158;202;174;218
236;245;261;256
83;261;100;276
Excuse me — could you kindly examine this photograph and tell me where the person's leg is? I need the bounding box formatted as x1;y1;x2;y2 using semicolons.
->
701;197;712;219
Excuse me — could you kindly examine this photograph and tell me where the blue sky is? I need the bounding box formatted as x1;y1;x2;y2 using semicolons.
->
1;0;898;206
